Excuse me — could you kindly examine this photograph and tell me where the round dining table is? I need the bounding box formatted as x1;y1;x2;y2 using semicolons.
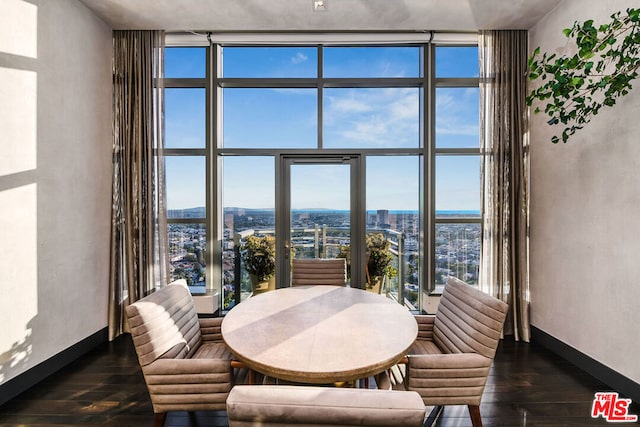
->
221;285;418;384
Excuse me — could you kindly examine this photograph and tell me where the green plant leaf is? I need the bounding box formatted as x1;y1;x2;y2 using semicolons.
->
528;8;640;143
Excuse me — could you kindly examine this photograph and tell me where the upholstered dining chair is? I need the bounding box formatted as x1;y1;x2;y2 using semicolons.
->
291;258;347;286
227;385;426;427
125;283;236;427
404;276;509;427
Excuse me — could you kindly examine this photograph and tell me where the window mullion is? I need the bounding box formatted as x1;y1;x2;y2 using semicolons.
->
318;45;323;150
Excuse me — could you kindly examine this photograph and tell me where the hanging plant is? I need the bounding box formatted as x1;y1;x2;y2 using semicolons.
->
527;8;640;143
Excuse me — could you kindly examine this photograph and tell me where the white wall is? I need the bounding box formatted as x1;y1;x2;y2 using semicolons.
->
529;0;640;384
0;0;112;384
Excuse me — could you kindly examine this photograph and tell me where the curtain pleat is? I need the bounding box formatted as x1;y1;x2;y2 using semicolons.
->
479;30;530;342
109;30;167;340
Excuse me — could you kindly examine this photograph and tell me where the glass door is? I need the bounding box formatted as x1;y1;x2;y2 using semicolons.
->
277;156;365;288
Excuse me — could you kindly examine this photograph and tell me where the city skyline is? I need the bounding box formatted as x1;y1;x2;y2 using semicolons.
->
168;205;481;216
169;207;481;310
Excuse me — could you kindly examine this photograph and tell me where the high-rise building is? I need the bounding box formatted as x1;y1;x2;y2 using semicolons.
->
377;209;389;227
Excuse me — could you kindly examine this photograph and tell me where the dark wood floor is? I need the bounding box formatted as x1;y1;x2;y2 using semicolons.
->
0;335;638;427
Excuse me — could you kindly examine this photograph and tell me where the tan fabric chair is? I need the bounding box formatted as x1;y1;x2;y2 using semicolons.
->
405;277;509;427
226;385;426;427
125;284;234;427
291;258;347;286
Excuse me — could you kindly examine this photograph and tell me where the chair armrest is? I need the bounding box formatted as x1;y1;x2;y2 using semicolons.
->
405;353;493;406
199;317;224;342
396;314;436;366
407;352;491;371
143;358;233;402
415;315;435;340
143;357;231;377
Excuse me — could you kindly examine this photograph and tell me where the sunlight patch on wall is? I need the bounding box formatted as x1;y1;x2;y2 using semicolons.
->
0;0;38;59
0;183;38;381
0;67;37;176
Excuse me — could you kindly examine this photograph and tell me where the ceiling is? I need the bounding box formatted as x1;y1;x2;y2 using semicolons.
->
79;0;563;32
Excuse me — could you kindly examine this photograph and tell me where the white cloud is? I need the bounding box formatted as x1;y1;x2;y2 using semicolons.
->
435;88;479;136
324;85;479;146
291;52;308;64
324;88;419;147
329;96;373;114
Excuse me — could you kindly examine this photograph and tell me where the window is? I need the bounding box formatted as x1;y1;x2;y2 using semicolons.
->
323;88;420;148
222;156;275;308
166;89;206;148
163;39;480;311
222;47;318;78
323;46;420;78
166;47;206;78
222;88;317;149
164;47;208;294
218;45;423;308
367;156;420;307
433;46;481;291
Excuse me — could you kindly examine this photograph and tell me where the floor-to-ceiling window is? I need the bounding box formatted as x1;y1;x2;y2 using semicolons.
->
164;47;209;295
163;35;480;313
433;46;481;292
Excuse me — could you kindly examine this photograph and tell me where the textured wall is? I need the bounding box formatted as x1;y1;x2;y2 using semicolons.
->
529;0;640;383
0;0;112;384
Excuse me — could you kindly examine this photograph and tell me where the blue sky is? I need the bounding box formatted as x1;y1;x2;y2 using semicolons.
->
164;45;479;212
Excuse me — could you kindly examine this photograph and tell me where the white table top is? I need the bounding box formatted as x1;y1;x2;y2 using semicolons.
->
221;285;418;383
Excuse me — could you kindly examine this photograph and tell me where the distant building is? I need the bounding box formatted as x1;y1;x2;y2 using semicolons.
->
224;213;234;231
377;209;389;227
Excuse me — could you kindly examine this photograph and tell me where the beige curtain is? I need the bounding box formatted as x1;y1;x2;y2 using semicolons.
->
478;30;530;342
109;30;167;340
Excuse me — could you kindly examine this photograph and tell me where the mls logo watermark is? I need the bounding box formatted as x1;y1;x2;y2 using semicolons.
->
591;392;638;422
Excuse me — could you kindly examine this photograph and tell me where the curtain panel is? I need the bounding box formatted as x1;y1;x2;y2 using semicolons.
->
479;30;531;342
109;30;167;340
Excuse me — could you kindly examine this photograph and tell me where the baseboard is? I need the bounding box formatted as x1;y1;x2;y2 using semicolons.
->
531;326;640;403
0;327;108;407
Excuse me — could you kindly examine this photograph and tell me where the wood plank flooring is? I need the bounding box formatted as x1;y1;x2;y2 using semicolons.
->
0;335;638;426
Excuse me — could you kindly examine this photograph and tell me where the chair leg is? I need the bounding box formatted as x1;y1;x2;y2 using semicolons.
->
153;412;167;427
468;405;483;427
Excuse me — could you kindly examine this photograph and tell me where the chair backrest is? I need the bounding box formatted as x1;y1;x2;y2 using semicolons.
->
291;258;347;286
125;283;202;366
433;277;508;359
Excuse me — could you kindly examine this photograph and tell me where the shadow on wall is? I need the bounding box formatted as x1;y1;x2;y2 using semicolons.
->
2;0;114;399
2;0;113;393
0;320;35;386
0;0;39;392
